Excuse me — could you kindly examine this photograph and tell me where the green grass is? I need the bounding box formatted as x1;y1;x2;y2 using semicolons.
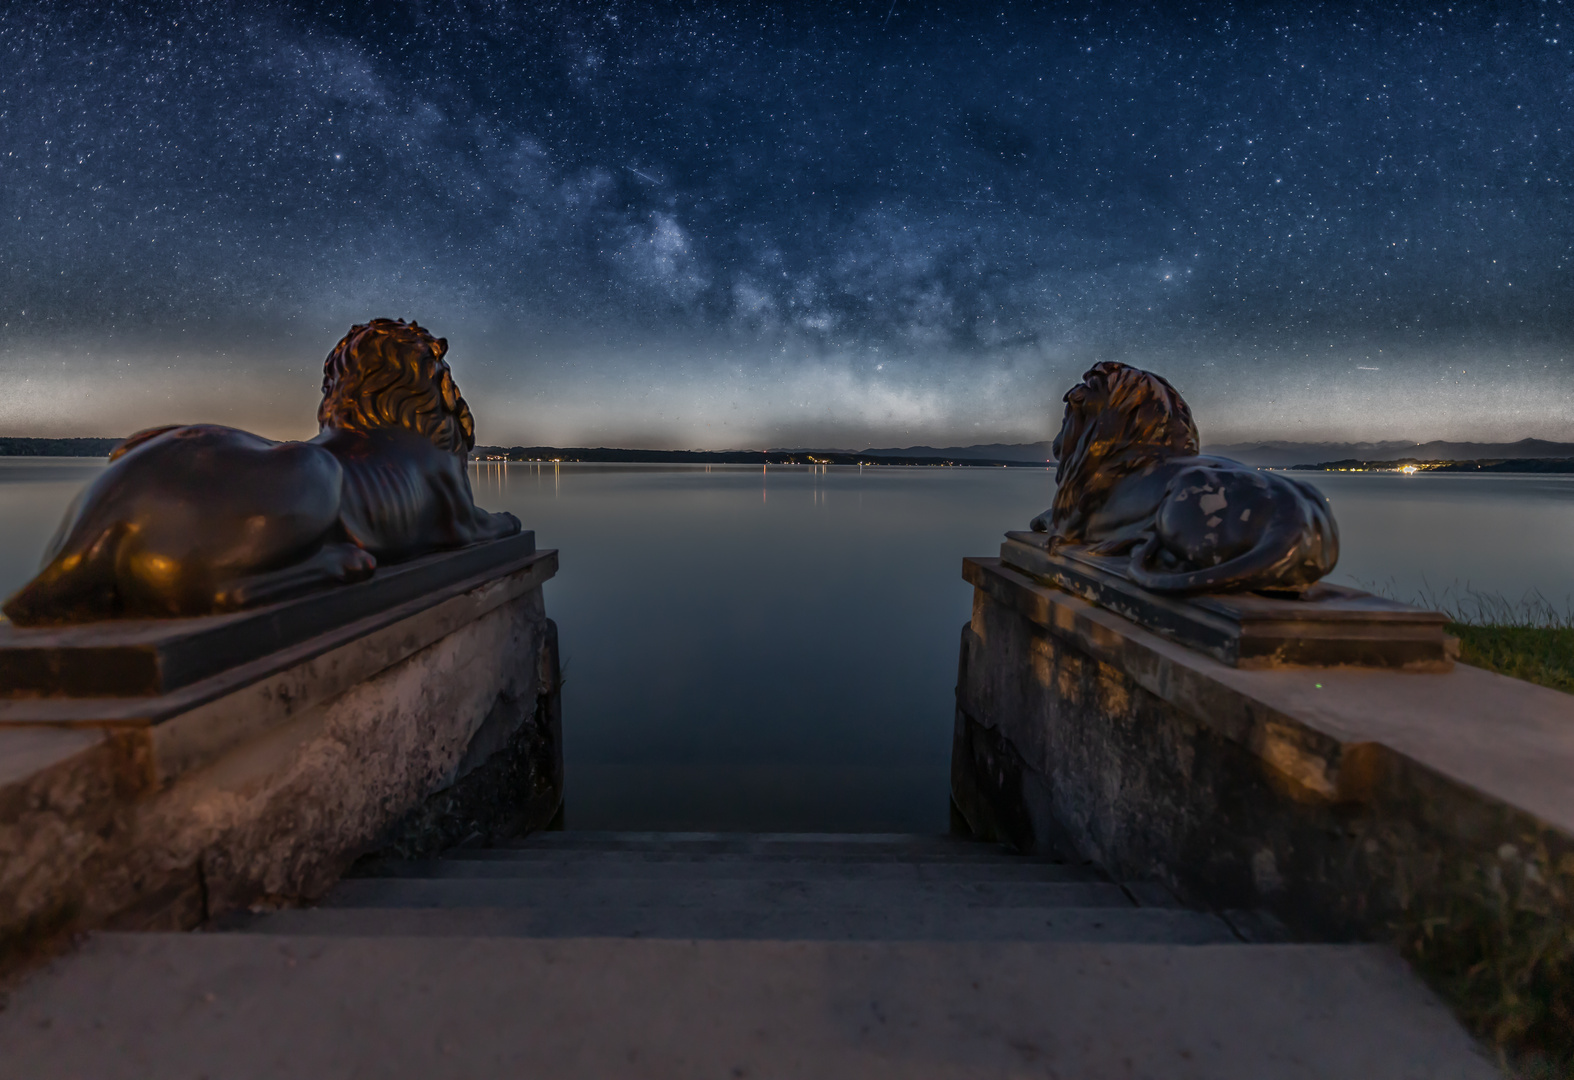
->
1444;602;1574;1073
1356;579;1574;1073
1437;593;1574;1075
1450;624;1574;695
1354;577;1574;696
1402;839;1574;1079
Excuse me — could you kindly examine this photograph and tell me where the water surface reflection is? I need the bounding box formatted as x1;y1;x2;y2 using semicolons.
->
2;460;1570;830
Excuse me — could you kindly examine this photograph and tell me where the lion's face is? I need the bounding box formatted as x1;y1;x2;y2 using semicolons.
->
317;318;476;454
1047;361;1201;536
1051;381;1097;478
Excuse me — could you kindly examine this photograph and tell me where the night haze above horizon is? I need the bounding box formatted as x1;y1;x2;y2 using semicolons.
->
2;1;1571;450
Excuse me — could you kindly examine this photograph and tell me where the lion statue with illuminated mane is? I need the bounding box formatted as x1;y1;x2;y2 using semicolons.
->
3;319;520;625
1030;361;1338;595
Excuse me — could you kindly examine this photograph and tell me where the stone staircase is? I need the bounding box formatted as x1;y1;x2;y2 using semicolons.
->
0;832;1495;1077
259;830;1235;942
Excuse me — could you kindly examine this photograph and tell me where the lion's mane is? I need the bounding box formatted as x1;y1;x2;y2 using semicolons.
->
1049;361;1199;540
317;318;476;454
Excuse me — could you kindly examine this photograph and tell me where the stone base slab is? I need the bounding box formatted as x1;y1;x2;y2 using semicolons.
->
0;557;561;965
952;555;1574;1060
0;531;540;698
0;936;1495;1078
999;531;1452;670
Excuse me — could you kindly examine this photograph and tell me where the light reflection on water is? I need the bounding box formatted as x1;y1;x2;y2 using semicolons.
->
2;459;1571;830
467;461;1057;831
1305;471;1574;608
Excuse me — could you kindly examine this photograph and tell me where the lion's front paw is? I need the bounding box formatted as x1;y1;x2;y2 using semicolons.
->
1030;512;1050;532
339;546;378;581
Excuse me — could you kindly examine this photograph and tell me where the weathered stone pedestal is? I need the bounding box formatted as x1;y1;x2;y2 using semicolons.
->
0;533;560;961
952;546;1574;1061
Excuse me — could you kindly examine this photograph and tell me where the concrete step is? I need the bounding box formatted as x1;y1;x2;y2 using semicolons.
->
521;830;979;846
318;876;1141;910
505;831;1031;858
0;934;1496;1078
230;903;1238;942
360;855;1109;884
442;844;1072;867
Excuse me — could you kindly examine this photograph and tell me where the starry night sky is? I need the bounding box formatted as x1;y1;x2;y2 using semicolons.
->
2;1;1571;448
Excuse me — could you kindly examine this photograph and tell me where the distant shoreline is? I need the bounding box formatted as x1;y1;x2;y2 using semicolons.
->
1290;457;1574;474
0;437;1048;468
0;437;122;457
469;446;1047;467
12;437;1574;474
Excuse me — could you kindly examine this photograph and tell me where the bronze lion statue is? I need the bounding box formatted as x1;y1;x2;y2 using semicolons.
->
3;319;520;626
1030;361;1338;595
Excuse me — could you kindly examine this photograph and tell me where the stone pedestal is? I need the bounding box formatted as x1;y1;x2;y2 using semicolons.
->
998;531;1453;670
952;554;1574;1053
0;535;560;961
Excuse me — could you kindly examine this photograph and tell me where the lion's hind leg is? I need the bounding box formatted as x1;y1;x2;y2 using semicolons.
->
213;544;377;612
1;522;129;626
1088;533;1146;556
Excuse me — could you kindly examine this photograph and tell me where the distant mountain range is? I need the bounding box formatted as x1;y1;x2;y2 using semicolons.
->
8;435;1574;472
855;437;1574;467
0;435;1055;465
1202;439;1574;468
472;445;1039;467
1292;457;1574;474
0;436;121;457
859;441;1056;463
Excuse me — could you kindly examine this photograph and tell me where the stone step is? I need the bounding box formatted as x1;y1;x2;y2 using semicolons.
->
443;844;1070;867
0;935;1495;1078
319;876;1141;910
523;830;975;845
360;855;1109;884
506;831;1028;858
230;903;1237;943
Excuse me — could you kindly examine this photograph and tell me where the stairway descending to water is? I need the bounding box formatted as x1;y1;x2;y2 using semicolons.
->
0;831;1494;1078
258;830;1236;942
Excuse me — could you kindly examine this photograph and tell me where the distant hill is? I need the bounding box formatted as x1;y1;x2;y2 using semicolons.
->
14;435;1569;471
0;436;121;457
471;445;1039;467
0;436;1045;466
1205;438;1574;468
1294;457;1574;474
860;441;1056;463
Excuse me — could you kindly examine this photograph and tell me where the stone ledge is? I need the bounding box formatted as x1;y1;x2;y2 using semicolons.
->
0;937;1496;1078
0;531;540;698
998;532;1452;670
954;553;1574;1067
0;550;555;729
1;554;557;795
0;552;562;969
962;556;1574;833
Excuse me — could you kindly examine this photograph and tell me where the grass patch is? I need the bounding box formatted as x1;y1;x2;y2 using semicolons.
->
1402;840;1574;1079
1354;579;1574;1073
1429;583;1574;696
1450;624;1574;695
1355;577;1574;695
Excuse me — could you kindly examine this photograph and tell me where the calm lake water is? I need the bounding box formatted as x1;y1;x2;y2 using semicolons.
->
2;458;1571;831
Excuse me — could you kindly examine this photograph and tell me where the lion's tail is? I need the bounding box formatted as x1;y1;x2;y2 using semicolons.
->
1125;519;1336;596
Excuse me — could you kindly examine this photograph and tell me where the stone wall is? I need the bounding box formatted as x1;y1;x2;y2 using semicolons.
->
0;553;560;964
952;556;1574;1058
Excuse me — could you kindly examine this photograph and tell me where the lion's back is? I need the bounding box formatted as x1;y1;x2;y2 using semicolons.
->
2;426;345;623
72;426;342;551
320;427;508;562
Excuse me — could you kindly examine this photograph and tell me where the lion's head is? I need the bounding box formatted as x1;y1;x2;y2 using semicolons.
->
317;318;476;454
1048;361;1199;539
